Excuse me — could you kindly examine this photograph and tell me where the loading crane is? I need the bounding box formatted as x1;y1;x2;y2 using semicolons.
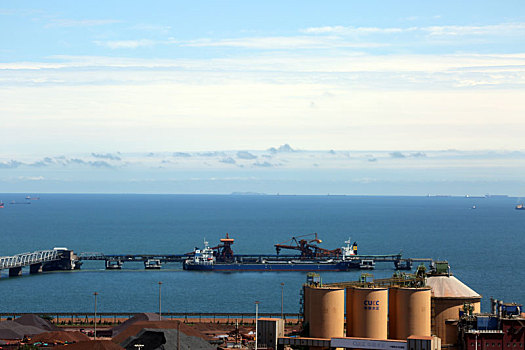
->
185;233;235;262
212;233;235;262
274;233;347;259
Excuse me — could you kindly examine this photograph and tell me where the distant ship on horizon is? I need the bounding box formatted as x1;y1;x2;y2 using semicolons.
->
25;195;40;200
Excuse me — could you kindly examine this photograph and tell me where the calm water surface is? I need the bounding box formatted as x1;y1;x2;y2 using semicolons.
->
0;194;523;314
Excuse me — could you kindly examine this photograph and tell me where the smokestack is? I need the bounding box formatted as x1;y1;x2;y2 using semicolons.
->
491;298;497;315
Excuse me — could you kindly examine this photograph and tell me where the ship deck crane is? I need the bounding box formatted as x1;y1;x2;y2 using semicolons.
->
211;233;235;262
274;233;343;259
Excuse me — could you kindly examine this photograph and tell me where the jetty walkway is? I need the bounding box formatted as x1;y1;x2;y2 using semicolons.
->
78;252;431;270
0;248;434;278
0;248;77;277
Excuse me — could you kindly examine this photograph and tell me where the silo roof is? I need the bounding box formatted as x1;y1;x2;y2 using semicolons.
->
426;275;481;298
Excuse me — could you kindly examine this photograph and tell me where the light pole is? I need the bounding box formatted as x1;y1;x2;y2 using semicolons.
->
255;301;260;350
93;292;98;340
158;282;163;321
280;282;285;321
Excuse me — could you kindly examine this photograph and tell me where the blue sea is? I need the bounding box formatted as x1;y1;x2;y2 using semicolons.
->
0;194;523;314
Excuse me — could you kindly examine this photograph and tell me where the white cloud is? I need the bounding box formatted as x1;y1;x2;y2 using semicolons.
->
131;24;172;34
18;176;45;181
1;53;524;78
1;22;524;154
302;22;525;37
90;36;387;50
94;39;155;49
4;150;525;174
237;151;257;160
1;77;523;153
182;36;387;49
46;19;122;28
302;25;407;34
422;23;525;36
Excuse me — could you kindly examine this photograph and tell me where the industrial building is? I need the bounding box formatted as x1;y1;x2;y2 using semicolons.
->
259;261;521;350
426;272;481;347
282;262;503;350
458;299;524;350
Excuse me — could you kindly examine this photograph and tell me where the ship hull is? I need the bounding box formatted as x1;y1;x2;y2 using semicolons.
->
183;260;360;272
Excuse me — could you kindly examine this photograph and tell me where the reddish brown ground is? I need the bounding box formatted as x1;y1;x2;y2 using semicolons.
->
111;319;301;343
5;317;301;348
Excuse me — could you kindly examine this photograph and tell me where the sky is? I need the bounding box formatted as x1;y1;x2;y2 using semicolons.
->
1;1;524;194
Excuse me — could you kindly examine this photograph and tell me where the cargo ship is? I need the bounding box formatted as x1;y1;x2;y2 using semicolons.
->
182;233;375;272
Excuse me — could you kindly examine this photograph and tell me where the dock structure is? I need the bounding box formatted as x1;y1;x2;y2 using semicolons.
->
0;249;435;276
78;253;189;270
0;248;79;277
78;253;189;263
77;252;433;270
1;233;436;277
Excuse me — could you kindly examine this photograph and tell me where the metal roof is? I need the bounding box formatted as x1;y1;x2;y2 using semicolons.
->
426;275;481;298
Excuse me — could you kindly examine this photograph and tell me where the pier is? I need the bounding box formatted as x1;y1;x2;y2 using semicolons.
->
0;248;79;277
0;233;436;278
1;249;434;277
77;252;431;270
78;252;188;263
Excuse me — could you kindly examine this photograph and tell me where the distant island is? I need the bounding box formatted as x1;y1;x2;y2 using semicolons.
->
230;192;267;196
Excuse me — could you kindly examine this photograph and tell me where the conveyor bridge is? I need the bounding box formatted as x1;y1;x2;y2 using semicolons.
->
0;249;435;276
0;248;77;277
77;252;433;270
0;250;61;270
77;253;410;262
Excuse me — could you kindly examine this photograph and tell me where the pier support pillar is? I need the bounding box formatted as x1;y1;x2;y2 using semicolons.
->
105;260;122;269
30;263;43;274
9;267;22;277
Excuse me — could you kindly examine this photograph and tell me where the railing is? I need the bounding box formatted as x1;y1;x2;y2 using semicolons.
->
78;253;189;262
0;250;61;270
77;252;106;260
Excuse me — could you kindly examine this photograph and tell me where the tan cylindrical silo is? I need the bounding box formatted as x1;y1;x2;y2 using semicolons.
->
351;287;388;339
393;287;431;339
388;287;398;339
309;287;345;339
345;287;354;336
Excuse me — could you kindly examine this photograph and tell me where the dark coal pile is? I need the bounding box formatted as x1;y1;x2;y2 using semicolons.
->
14;314;60;332
0;320;46;339
111;313;165;337
112;320;201;344
121;328;215;350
